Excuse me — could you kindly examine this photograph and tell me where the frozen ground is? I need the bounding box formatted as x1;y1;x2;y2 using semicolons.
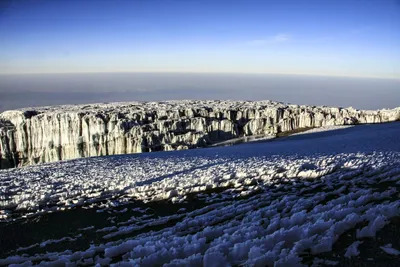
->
0;122;399;266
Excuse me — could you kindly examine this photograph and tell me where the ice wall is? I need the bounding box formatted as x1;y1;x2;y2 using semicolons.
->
1;100;399;168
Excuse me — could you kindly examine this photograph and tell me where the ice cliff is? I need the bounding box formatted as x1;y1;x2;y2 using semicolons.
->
0;100;399;169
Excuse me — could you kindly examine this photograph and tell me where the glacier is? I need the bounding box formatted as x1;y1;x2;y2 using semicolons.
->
1;100;399;169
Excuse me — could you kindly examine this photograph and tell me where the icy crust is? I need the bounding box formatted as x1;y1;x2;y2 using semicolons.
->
0;100;399;168
0;152;399;266
0;151;399;222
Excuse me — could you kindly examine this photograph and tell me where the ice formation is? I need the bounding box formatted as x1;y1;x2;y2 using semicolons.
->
1;100;399;168
380;244;400;256
344;241;362;258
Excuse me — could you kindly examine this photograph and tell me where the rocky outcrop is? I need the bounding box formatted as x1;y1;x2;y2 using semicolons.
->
0;100;399;169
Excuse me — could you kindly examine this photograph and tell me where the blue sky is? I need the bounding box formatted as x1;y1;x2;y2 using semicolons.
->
0;0;399;78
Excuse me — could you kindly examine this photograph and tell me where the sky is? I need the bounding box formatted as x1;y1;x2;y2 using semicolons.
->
0;0;399;78
1;73;399;111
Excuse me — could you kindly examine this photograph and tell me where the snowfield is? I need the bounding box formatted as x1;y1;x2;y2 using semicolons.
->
0;122;400;266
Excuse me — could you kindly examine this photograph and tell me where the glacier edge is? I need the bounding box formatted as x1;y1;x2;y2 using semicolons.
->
0;100;399;169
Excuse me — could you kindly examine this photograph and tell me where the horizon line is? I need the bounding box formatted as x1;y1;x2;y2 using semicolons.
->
0;70;399;80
